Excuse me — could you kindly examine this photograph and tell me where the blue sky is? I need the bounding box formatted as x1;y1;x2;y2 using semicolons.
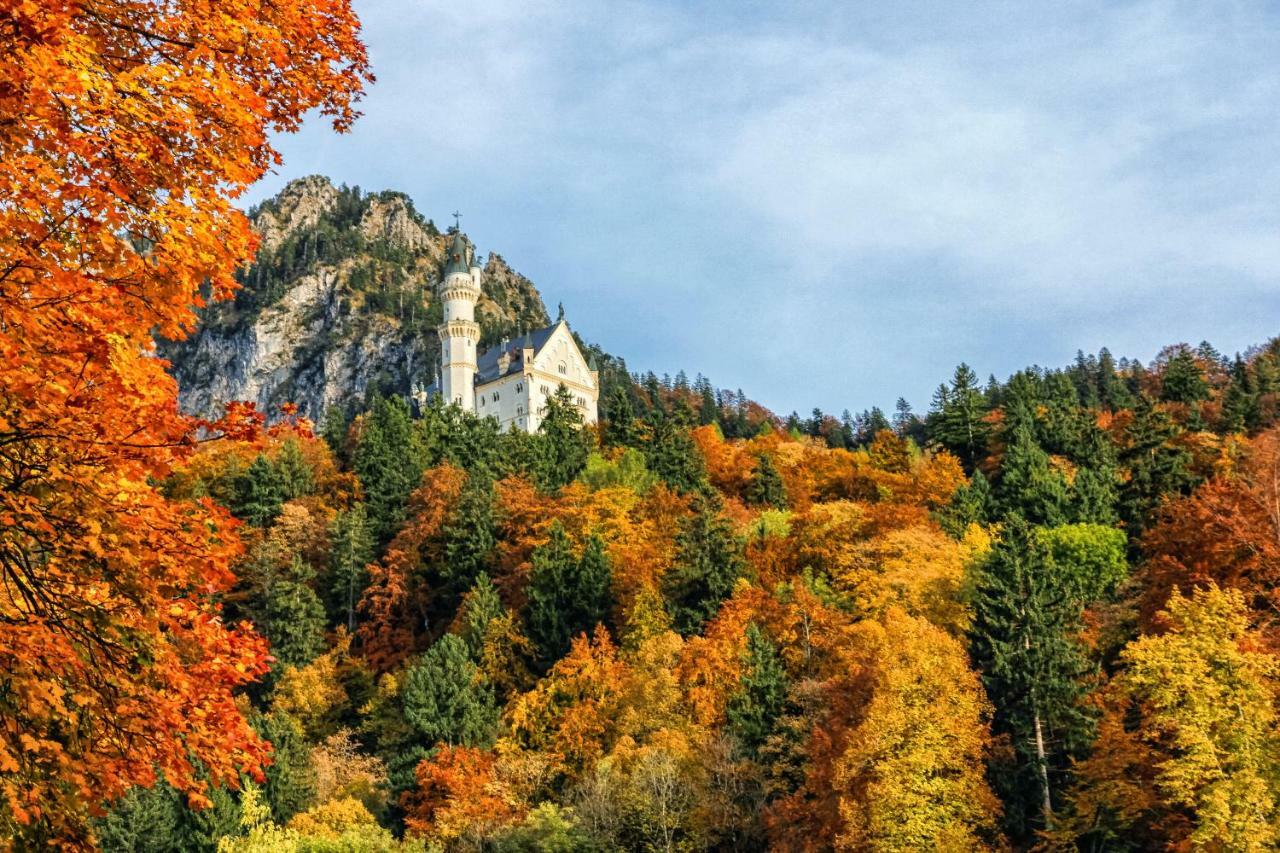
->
248;0;1280;418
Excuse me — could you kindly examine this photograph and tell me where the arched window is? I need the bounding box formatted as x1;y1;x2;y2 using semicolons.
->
558;362;567;375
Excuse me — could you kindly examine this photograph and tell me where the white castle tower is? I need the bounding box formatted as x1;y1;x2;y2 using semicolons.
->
436;226;482;411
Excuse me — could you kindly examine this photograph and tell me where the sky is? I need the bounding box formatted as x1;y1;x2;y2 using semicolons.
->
248;0;1280;418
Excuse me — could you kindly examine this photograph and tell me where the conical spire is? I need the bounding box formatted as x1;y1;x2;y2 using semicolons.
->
443;229;469;277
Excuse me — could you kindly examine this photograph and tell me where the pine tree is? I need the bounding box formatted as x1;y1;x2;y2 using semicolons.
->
535;384;592;491
604;382;641;447
232;453;284;528
262;557;327;675
253;710;317;824
274;438;314;500
1118;397;1195;535
440;473;496;602
969;517;1096;842
1160;348;1209;405
457;572;504;660
327;503;374;631
995;416;1071;526
645;413;708;495
745;453;787;509
525;523;612;669
352;393;425;546
402;634;497;749
927;363;991;470
662;496;745;636
725;623;788;759
938;469;993;537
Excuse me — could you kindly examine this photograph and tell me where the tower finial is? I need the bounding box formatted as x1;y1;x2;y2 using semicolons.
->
452;210;462;231
557;302;565;322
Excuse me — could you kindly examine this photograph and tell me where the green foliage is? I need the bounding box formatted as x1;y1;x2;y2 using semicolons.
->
401;634;498;750
995;415;1071;526
1160;348;1209;405
276;439;315;501
662;497;745;636
488;803;600;852
439;474;496;602
353;394;426;546
525;523;613;670
969;517;1096;841
1035;523;1127;604
927;364;991;470
456;572;504;660
938;470;993;537
263;558;327;675
255;711;318;824
745;453;787;509
578;449;657;494
725;624;788;759
535;385;593;491
233;454;285;528
1118;397;1196;535
644;414;708;495
603;383;642;448
327;504;374;631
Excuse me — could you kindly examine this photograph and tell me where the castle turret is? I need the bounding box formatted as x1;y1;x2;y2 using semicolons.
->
437;228;481;411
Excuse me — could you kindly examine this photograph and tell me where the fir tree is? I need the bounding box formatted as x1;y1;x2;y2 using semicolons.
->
745;452;787;509
327;503;374;631
535;384;592;491
274;438;313;500
645;413;708;495
352;393;425;546
457;572;504;660
969;517;1096;842
232;453;284;528
402;634;498;749
927;363;991;470
725;623;788;759
1118;396;1195;535
262;557;326;675
439;473;496;602
938;469;993;537
525;523;612;669
662;497;745;636
604;382;641;447
995;417;1071;526
1160;348;1209;405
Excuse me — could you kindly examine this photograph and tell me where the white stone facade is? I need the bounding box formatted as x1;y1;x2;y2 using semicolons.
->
435;231;599;433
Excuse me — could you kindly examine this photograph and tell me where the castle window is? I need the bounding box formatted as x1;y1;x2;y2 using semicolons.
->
492;392;499;402
516;383;523;393
479;397;485;406
558;362;567;375
517;405;524;415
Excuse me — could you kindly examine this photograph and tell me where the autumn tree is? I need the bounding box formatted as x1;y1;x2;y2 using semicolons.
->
0;0;369;842
1061;586;1280;851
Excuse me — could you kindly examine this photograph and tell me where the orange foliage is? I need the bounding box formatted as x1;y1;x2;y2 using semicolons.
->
358;465;466;671
403;746;524;844
1141;427;1280;647
0;0;369;840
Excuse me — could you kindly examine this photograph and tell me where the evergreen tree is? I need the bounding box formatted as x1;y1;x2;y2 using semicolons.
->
439;473;496;602
644;413;708;495
352;393;425;546
662;497;745;636
969;518;1096;842
995;418;1071;526
457;572;504;660
927;363;991;470
698;378;719;426
327;503;374;631
535;384;592;491
1221;354;1257;433
725;623;788;759
1096;348;1134;411
1160;348;1209;405
745;452;787;509
402;634;498;749
320;404;351;462
232;453;284;528
938;469;993;537
253;711;317;824
525;523;612;669
604;382;641;447
262;557;326;675
1117;397;1195;535
274;438;313;500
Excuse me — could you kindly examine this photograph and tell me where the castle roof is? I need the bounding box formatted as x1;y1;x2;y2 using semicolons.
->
442;229;470;277
475;324;558;384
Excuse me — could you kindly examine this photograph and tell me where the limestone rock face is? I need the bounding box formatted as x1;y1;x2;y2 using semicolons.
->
162;176;549;423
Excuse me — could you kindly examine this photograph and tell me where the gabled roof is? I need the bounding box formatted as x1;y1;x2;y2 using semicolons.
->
475;323;559;384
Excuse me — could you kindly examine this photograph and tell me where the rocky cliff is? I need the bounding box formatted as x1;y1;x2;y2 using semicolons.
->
162;176;550;422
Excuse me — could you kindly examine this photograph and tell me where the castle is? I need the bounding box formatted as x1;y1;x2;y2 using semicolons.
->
430;228;599;433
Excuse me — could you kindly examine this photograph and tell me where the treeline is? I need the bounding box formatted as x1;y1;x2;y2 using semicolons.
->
96;334;1280;851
